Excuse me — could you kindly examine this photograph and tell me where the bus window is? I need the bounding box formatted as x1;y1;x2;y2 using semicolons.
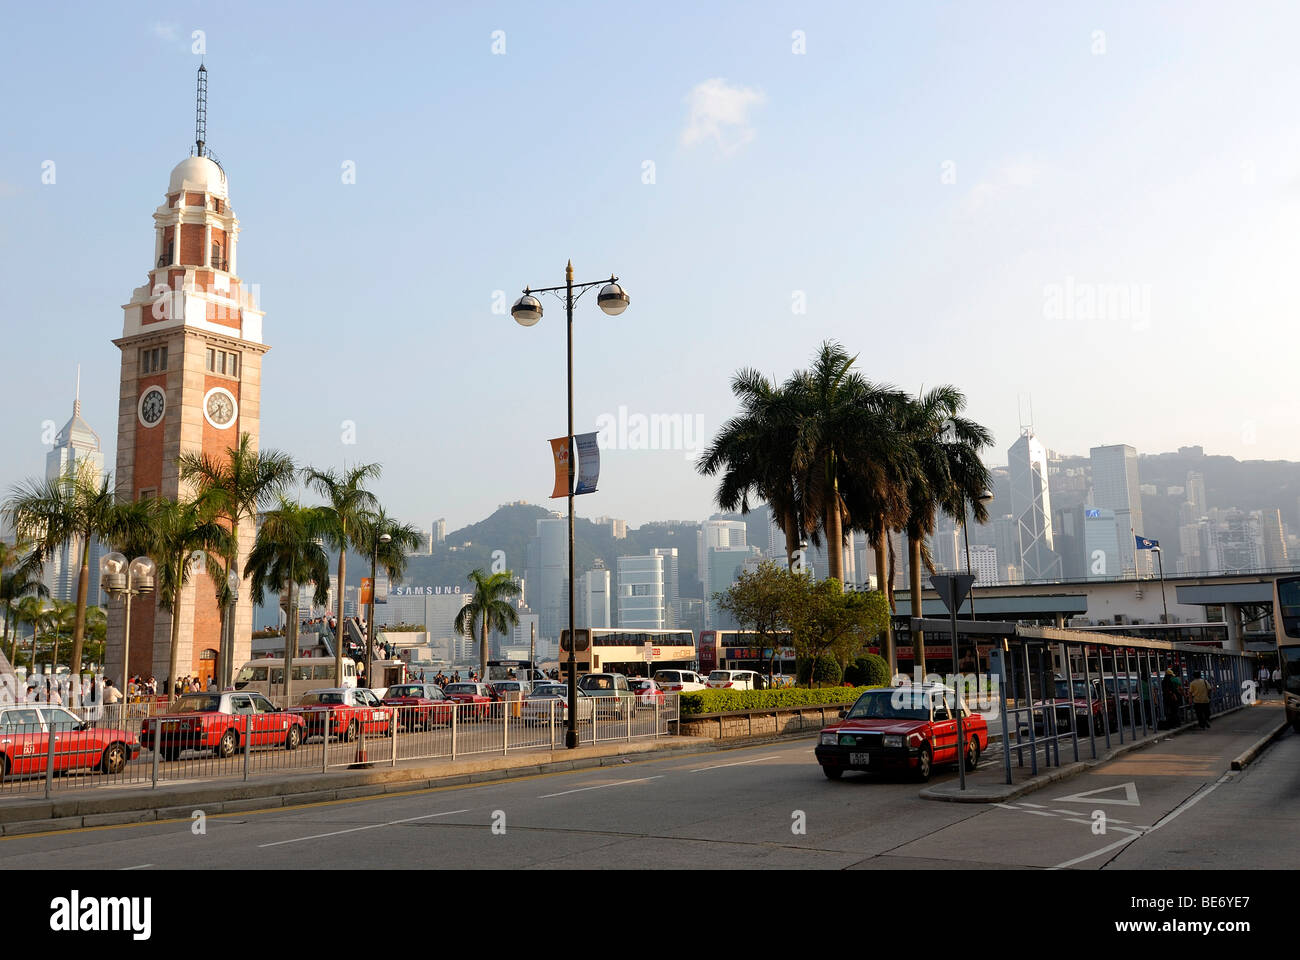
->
312;665;332;680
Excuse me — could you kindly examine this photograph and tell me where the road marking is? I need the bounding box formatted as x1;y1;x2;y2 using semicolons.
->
538;776;662;798
690;755;779;773
121;864;153;870
258;808;469;848
1054;781;1140;806
1022;809;1057;817
1018;802;1046;808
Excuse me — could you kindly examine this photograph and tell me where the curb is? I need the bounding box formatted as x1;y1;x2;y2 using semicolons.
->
0;737;713;836
920;706;1249;804
1230;721;1288;770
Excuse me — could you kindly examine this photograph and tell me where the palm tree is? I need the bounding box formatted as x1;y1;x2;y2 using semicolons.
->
1;545;48;664
43;600;76;672
3;461;148;676
697;369;807;566
353;507;423;681
893;387;993;674
16;595;45;675
244;498;331;705
83;606;107;671
178;433;297;686
454;569;521;679
140;496;235;701
302;463;381;684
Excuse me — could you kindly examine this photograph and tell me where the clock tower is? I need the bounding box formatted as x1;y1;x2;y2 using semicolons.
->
109;65;267;688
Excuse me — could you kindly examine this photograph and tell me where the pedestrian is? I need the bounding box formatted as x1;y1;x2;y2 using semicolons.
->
206;677;217;693
103;679;123;705
1160;668;1181;729
1188;670;1212;729
1258;664;1270;695
1271;666;1282;695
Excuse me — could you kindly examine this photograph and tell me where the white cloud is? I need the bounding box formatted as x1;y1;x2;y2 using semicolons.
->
681;78;765;154
965;157;1042;211
150;22;178;43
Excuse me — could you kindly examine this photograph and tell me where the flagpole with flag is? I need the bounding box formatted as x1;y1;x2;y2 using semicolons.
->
1136;535;1167;622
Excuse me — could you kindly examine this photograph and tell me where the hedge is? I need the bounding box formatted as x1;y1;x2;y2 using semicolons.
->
844;654;890;688
679;685;880;717
797;656;843;687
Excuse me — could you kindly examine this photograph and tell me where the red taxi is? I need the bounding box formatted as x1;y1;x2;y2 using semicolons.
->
442;682;495;721
381;682;454;730
140;692;306;760
0;704;141;779
629;678;665;710
290;688;394;741
815;685;987;782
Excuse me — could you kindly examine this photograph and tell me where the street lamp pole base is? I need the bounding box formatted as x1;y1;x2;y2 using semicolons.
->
565;729;578;750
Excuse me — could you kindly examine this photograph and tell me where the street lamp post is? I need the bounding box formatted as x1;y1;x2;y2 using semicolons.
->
224;571;239;690
99;553;156;705
1153;545;1169;623
512;261;629;750
367;532;391;687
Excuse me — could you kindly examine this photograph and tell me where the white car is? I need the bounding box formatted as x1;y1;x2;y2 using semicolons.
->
521;683;594;724
706;670;765;690
653;670;707;693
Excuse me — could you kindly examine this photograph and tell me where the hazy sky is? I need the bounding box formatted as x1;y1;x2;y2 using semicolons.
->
3;1;1299;533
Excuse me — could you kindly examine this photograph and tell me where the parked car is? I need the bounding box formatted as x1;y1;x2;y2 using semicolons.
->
488;680;532;718
289;688;394;742
381;683;454;730
629;678;665;710
443;682;495;721
0;704;141;779
652;670;706;693
141;692;306;760
706;670;765;690
521;683;594;724
1020;676;1106;737
815;685;988;782
576;673;636;719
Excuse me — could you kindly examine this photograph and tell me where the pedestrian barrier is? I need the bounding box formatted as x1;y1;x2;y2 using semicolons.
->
0;693;681;797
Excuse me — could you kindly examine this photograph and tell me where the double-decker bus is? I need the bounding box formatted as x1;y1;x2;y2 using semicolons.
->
486;659;546;682
700;630;796;677
1273;575;1300;732
557;629;695;680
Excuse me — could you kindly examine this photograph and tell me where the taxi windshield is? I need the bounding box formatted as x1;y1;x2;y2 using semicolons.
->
298;692;345;705
444;684;476;695
845;691;931;721
169;695;220;714
386;686;422;698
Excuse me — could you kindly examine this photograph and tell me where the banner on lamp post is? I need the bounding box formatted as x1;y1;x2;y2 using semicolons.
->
574;431;600;495
549;436;571;498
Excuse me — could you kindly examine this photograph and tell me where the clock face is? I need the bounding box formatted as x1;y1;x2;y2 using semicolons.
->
138;387;165;427
203;387;238;429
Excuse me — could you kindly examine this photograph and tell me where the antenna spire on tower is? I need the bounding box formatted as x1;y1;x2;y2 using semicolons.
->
74;363;81;416
195;63;208;158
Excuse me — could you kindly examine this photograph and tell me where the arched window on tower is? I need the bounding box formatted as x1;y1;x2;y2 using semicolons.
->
211;242;226;271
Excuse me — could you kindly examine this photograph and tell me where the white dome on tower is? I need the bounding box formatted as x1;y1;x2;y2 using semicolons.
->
168;155;228;199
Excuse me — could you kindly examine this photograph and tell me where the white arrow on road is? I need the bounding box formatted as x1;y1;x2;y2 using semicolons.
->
1053;781;1140;806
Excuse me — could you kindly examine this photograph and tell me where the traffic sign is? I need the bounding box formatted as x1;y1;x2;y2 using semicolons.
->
930;574;976;615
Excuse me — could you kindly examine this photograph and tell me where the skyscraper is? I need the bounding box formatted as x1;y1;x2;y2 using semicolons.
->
1008;430;1061;581
1090;444;1148;577
43;381;107;607
698;517;747;604
650;547;679;627
525;515;568;640
578;561;611;629
617;554;665;629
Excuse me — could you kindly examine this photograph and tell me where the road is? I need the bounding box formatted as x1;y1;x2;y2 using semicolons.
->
0;703;1289;869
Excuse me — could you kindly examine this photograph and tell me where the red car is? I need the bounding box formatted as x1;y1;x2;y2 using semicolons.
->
140;692;306;760
815;685;988;781
0;704;141;779
442;682;495;721
629;678;665;710
290;688;394;741
381;683;454;730
1022;676;1106;737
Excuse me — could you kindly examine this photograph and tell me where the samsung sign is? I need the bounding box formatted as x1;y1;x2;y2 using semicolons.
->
390;586;463;596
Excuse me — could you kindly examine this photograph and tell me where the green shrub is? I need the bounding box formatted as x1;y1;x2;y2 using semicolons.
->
679;685;877;717
796;655;842;687
844;654;890;688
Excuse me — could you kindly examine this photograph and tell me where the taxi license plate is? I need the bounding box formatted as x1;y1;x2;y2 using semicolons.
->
849;752;870;765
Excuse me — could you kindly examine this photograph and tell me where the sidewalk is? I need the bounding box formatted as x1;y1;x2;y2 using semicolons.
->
921;699;1287;803
0;735;714;836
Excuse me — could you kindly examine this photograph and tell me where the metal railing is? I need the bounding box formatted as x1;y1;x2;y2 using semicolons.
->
0;695;680;798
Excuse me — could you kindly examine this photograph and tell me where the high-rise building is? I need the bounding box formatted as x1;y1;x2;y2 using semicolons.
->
109;69;268;686
706;546;755;628
525;515;568;640
1008;431;1061;581
617;554;665;629
1261;509;1288;570
698;517;746;601
594;516;627;539
651;547;679;627
578;561;611;629
1090;444;1148;577
1185;472;1206;514
42;382;107;607
434;518;446;544
969;544;998;584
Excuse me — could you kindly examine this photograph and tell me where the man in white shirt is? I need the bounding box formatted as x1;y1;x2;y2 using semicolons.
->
1272;667;1283;695
103;680;123;705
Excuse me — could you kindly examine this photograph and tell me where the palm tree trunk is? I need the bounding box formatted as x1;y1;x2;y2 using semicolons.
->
167;557;184;702
909;535;926;676
784;513;799;569
873;532;894;673
479;615;488;682
30;624;39;682
70;536;90;677
825;464;844;583
334;532;347;685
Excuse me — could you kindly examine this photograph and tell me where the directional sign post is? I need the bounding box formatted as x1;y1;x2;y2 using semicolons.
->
931;574;976;790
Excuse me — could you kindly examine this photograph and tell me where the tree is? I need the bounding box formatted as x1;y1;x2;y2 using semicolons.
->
1;543;47;664
138;496;234;701
789;579;890;687
715;559;807;682
697;371;807;566
16;595;45;674
454;569;521;679
244;498;331;705
891;387;992;675
302;463;381;684
42;599;75;671
3;461;149;676
179;433;297;686
353;507;423;680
